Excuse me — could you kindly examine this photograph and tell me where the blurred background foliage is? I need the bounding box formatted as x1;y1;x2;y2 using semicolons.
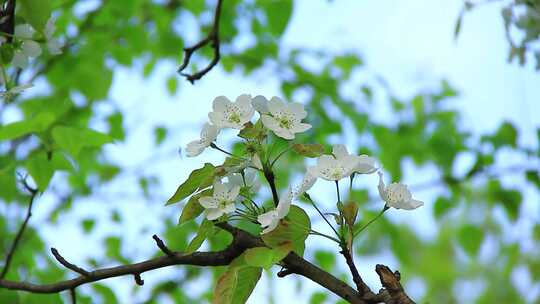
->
0;0;539;303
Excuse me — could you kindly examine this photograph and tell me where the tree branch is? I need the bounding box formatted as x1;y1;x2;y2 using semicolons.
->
50;248;90;276
177;0;224;84
0;221;414;304
340;247;373;297
0;185;38;279
375;264;415;304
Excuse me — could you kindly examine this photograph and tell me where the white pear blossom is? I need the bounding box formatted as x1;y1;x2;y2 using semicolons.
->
208;94;254;129
257;187;293;234
377;172;423;210
295;166;318;196
312;151;359;181
12;24;42;69
260;97;311;140
332;144;377;174
185;123;219;157
199;181;240;220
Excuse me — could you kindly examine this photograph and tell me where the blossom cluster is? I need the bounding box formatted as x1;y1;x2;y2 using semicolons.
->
185;94;423;235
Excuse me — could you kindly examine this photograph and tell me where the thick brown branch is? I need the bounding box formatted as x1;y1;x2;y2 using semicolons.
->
375;264;415;304
177;0;224;83
0;187;37;279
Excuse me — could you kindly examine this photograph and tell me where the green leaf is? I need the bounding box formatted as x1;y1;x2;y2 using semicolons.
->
457;224;484;256
178;189;212;224
167;163;215;205
212;256;262;304
292;143;325;158
52;126;113;158
154;126;168;145
238;120;265;141
262;205;310;256
26;153;55;191
18;0;52;32
0;112;55;141
244;242;292;269
185;220;214;253
258;0;293;37
166;76;178;95
314;250;336;272
433;196;453;219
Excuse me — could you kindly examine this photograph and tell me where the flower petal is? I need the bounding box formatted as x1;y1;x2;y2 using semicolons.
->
222;202;236;213
252;95;269;113
185;140;205;157
268;97;284;116
206;208;224;220
289;102;307;119
199;197;217;209
22;41;42;57
258;210;278;227
228;185;240;201
332;144;349;159
213;96;230;112
291;122;312;133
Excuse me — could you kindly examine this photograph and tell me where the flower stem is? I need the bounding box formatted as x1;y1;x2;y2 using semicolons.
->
270;146;292;168
304;193;341;239
309;229;341;243
209;143;243;159
353;206;389;238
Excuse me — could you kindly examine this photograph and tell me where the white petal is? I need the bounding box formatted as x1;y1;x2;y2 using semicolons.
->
15;24;34;39
289;103;307;119
22;41;42;57
11;52;28;69
200;123;218;143
317;155;336;168
277;188;293;218
274;128;295;140
356;155;377;174
291;122;311;133
332;144;349;159
252;95;269;113
268;97;284;116
206;208;224;220
47;39;63;55
258;210;278;227
295;167;318;196
227;173;243;187
208;111;226;127
199;197;217;209
261;114;280;130
45;17;56;38
213;181;228;198
235;94;252;109
222;202;236;213
9;83;33;94
228;185;240;201
404;199;424;210
186;140;205;157
377;171;387;202
213;96;230;112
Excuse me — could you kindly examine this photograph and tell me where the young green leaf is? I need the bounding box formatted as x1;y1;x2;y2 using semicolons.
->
212;255;262;304
0;112;55;141
167;163;215;205
178;189;212;224
262;205;310;256
52;126;113;158
244;242;292;269
18;0;52;31
292;143;325;158
185;220;214;253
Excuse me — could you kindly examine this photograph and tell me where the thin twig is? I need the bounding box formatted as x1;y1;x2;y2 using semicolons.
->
0;186;38;279
178;0;225;83
152;235;174;257
69;288;76;304
340;246;372;297
50;248;90;276
133;273;144;286
304;193;341;238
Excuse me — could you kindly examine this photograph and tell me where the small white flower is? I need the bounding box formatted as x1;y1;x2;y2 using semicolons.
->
11;24;42;69
208;94;254;129
0;83;33;101
257;187;293;234
377;172;423;210
312;148;359;181
332;144;377;174
185;123;219;157
199;181;240;220
260;97;311;140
